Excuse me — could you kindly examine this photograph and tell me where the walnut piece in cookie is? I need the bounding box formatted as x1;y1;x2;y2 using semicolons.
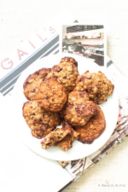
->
22;100;60;138
64;101;98;127
23;68;50;100
39;78;67;112
47;57;79;92
75;105;106;143
75;71;114;104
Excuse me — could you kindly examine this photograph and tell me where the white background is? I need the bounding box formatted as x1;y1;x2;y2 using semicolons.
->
0;0;128;191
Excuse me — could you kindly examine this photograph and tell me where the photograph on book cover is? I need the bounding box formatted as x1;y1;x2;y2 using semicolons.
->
60;24;106;66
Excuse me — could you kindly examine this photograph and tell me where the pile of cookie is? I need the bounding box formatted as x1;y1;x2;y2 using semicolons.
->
22;57;114;151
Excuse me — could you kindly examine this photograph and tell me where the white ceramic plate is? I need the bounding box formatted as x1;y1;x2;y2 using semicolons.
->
12;53;119;161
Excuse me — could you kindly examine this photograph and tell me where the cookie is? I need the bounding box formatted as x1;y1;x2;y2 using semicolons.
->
22;100;60;138
23;68;50;100
75;71;114;104
75;105;106;143
47;57;79;92
39;78;67;112
64;101;97;127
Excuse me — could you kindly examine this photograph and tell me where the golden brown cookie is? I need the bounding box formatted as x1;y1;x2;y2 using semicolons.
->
23;68;50;100
39;78;67;112
47;57;79;92
22;100;60;138
75;105;106;143
57;122;79;151
75;71;114;104
41;125;72;149
64;101;98;127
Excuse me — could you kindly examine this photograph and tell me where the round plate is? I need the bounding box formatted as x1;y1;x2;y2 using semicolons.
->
12;53;119;161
